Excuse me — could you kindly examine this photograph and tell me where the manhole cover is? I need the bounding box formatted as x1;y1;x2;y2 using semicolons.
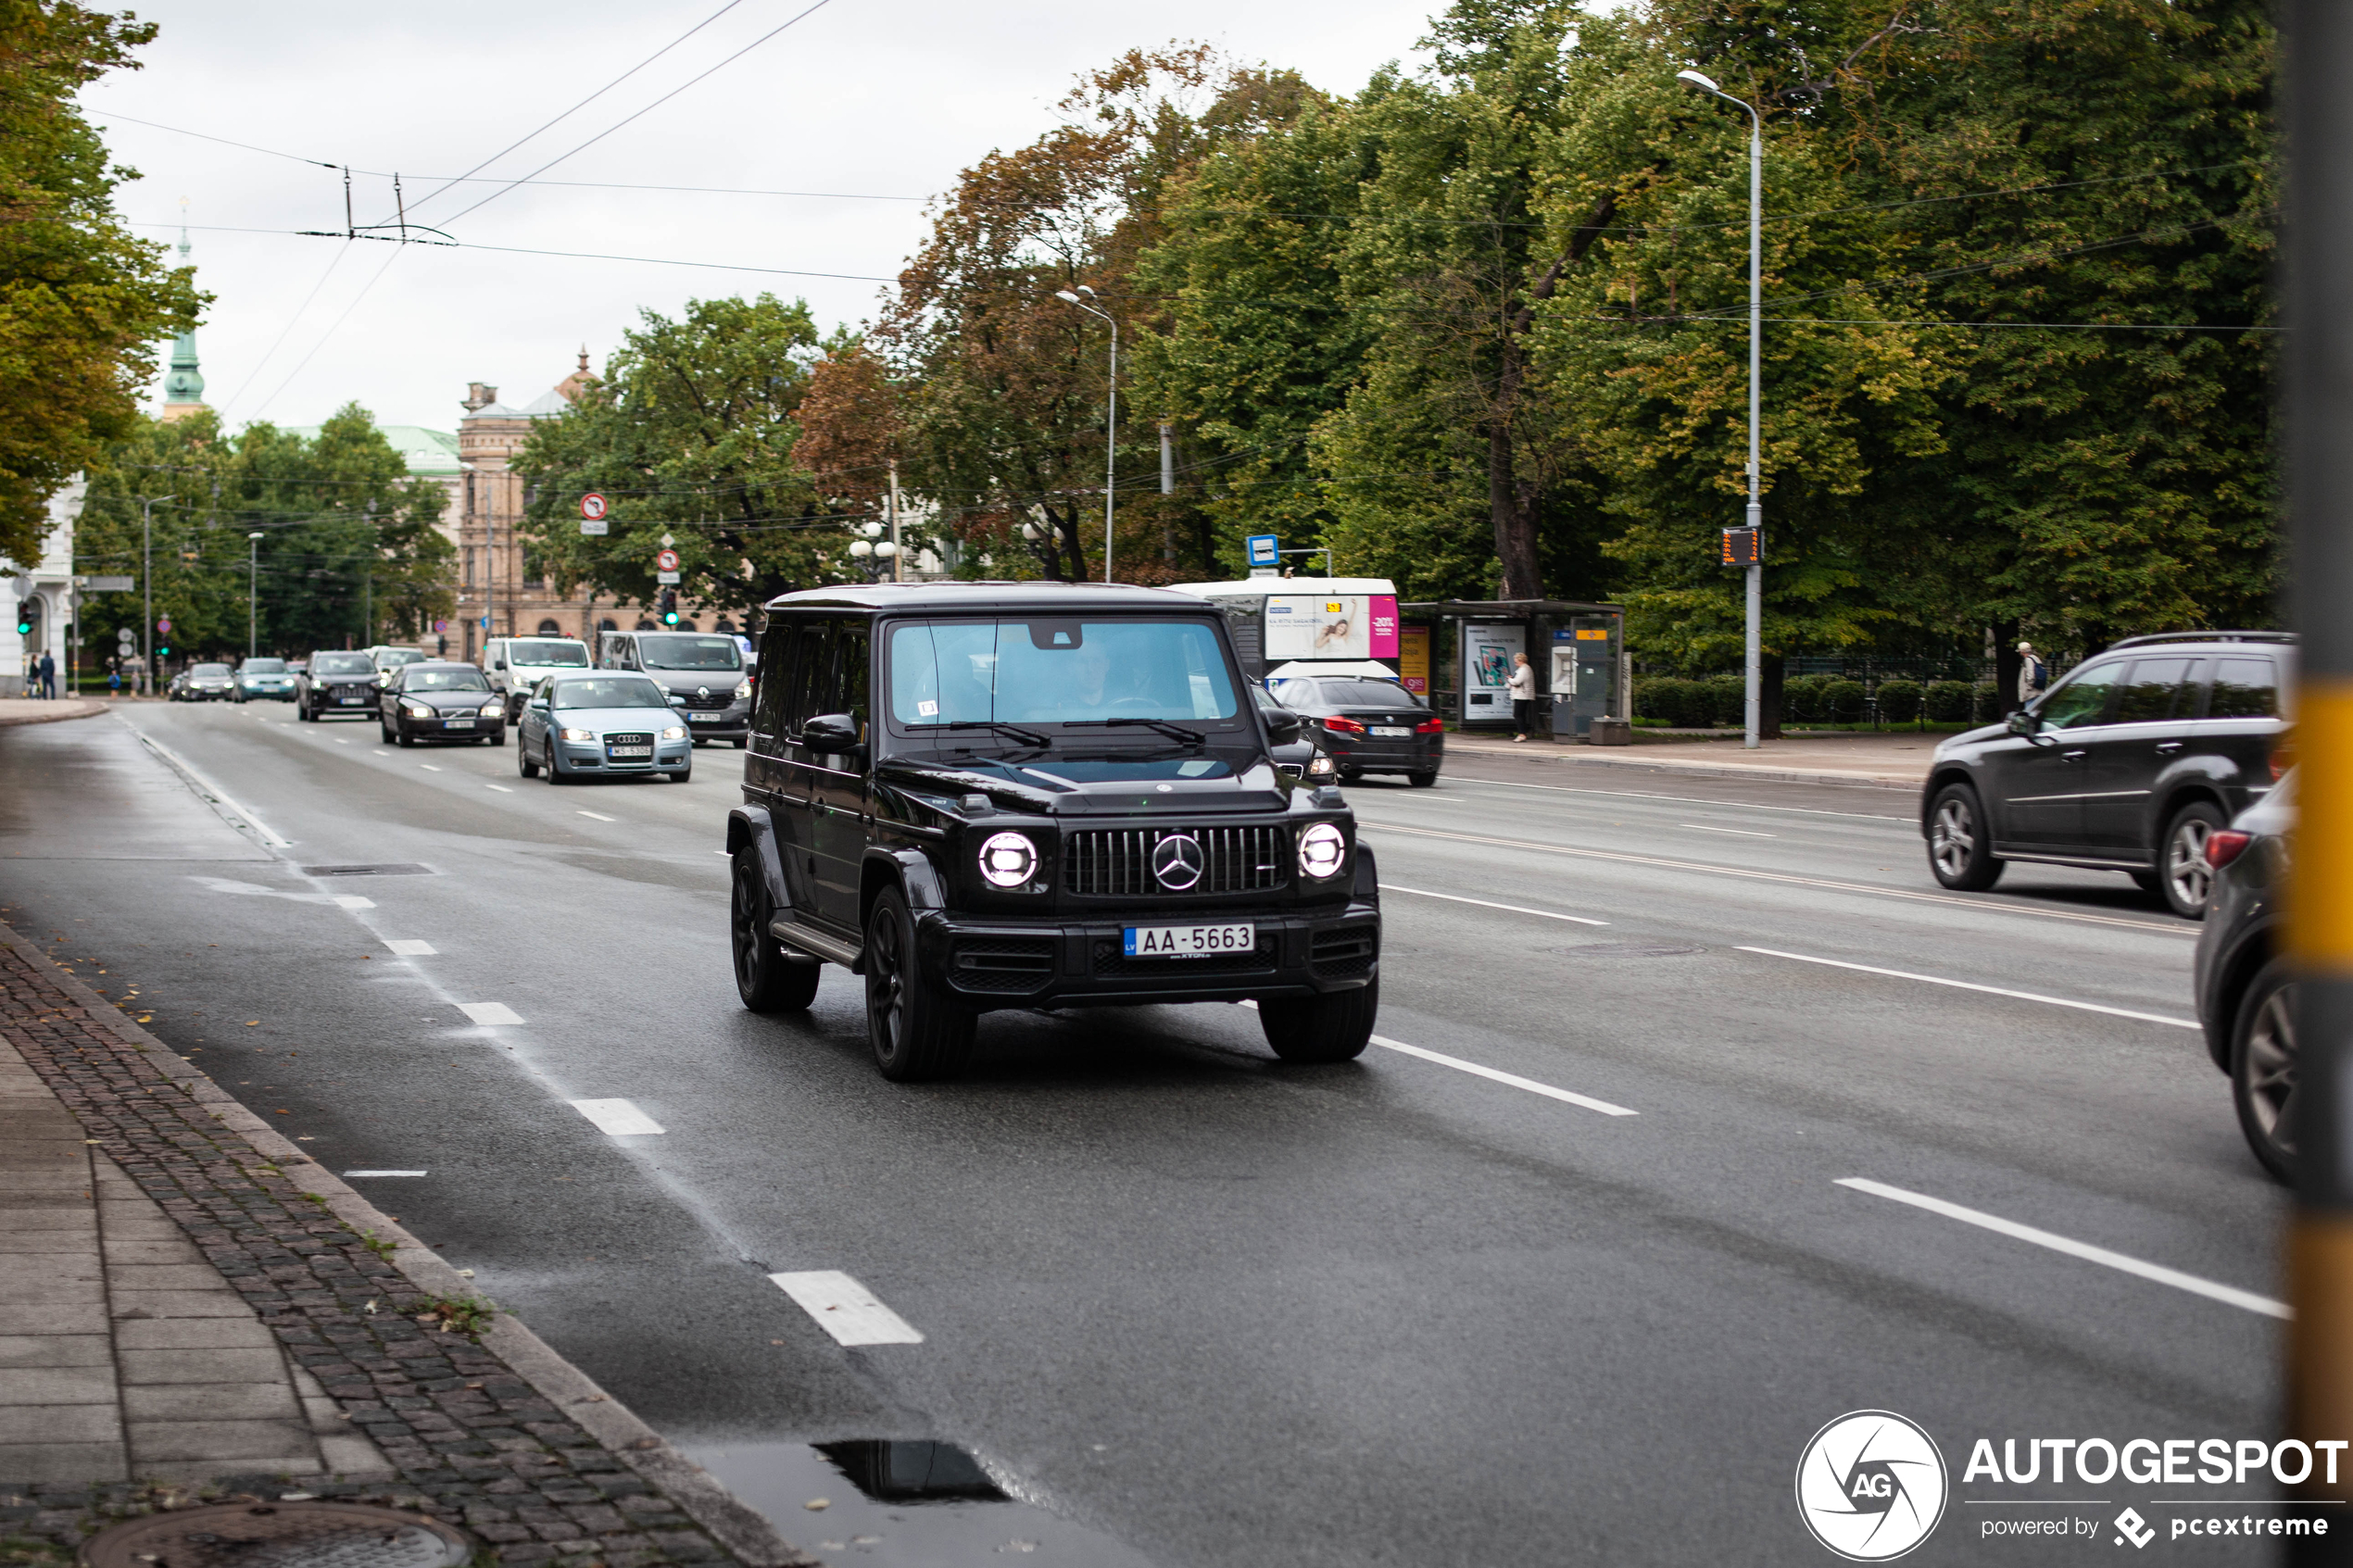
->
82;1502;472;1568
299;864;434;878
1553;944;1704;958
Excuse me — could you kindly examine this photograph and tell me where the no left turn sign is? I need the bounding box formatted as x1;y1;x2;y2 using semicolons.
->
656;548;681;572
580;493;608;521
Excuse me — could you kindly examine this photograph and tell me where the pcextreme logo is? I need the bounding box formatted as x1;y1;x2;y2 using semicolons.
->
1795;1411;1950;1562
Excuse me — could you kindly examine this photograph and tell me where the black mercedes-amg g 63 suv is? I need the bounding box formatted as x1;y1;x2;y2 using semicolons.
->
724;582;1382;1080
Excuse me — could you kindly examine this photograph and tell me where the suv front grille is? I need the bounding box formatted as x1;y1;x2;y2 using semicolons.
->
1063;826;1289;897
682;691;735;709
950;936;1056;994
1092;933;1278;976
1311;923;1378;979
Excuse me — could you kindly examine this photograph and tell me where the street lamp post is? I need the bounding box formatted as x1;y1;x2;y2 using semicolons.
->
1053;285;1117;584
247;531;265;657
135;495;173;696
1678;69;1764;750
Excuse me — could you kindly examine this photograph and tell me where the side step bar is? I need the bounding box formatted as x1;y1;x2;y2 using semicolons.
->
767;915;861;968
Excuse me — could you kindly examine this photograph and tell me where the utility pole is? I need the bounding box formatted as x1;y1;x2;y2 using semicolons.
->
2284;0;2353;1542
246;532;264;657
135;495;171;696
1053;285;1118;583
1160;420;1176;567
887;458;903;583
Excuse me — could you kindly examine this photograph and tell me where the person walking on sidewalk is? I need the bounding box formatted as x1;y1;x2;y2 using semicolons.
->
1508;651;1537;742
2016;641;2047;709
36;650;54;699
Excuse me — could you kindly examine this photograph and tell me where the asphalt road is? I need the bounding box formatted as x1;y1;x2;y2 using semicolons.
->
0;702;2284;1566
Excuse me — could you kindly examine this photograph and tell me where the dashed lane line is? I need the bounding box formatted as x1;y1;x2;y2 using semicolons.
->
570;1098;664;1136
420;764;443;772
1738;947;2197;1029
456;1001;523;1026
768;1270;925;1347
384;940;436;956
1237;1000;1636;1115
1359;820;2188;935
1379;884;1608;926
485;784;512;793
575;810;616;822
1836;1178;2288;1319
1681;822;1775;837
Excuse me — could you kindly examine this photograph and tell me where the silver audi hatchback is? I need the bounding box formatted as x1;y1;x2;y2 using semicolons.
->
516;672;694;784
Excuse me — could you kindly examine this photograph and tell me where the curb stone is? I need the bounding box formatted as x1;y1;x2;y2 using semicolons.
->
0;916;818;1568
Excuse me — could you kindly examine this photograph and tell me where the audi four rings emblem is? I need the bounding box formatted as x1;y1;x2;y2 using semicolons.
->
1152;834;1205;890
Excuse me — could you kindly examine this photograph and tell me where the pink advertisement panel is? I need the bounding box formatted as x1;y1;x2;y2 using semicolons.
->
1368;596;1400;659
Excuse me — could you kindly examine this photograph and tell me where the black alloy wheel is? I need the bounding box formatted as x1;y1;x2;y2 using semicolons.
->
731;847;820;1011
2231;957;2297;1184
2159;800;2226;920
1925;782;2003;891
1257;978;1378;1063
863;884;975;1081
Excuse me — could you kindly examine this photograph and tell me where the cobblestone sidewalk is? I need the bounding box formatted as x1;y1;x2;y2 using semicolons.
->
0;917;816;1568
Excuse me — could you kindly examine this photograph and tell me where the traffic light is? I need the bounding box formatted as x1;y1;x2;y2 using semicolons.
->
659;588;679;627
1720;526;1761;566
13;608;29;635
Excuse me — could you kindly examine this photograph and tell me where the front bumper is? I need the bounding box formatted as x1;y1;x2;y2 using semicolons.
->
675;700;750;740
558;737;693;772
912;901;1379;1010
403;712;502;737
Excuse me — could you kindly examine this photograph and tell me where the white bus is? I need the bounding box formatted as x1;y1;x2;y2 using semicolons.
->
1164;577;1402;683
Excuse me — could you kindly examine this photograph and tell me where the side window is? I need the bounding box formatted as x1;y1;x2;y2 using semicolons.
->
2039;660;2123;729
2208;657;2280;720
839;624;871;738
754;623;799;742
790;621;837;737
2113;657;2195;723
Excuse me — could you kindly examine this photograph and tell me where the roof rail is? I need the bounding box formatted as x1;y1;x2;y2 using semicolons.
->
2107;630;2297;649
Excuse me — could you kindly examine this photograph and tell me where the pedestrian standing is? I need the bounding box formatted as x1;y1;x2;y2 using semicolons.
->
36;650;54;699
106;659;120;698
1507;651;1538;742
2016;641;2047;709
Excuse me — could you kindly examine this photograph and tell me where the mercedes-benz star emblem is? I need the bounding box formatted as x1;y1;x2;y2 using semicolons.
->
1152;833;1205;891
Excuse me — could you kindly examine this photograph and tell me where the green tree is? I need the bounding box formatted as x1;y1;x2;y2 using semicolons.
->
0;0;203;567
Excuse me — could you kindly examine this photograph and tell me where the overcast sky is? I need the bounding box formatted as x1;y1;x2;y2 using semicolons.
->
83;0;1444;437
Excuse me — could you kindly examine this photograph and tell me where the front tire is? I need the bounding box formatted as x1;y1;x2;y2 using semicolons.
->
863;885;974;1081
2231;957;2297;1184
669;767;692;784
1258;979;1378;1063
2160;800;2226;919
518;738;540;777
1926;782;2003;891
486;727;506;746
544;739;567;784
732;847;820;1012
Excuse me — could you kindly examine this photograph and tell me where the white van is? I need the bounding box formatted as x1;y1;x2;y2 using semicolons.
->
482;634;592;724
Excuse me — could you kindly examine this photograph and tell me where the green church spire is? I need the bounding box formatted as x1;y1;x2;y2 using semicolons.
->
162;207;204;414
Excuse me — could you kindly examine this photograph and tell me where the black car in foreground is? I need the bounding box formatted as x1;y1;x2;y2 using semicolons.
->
724;582;1382;1081
1262;668;1443;786
379;661;507;746
1920;631;2289;917
296;650;383;721
2194;772;2295;1181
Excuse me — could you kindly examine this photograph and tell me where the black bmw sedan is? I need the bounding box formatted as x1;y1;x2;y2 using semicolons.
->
1263;670;1443;786
379;661;508;746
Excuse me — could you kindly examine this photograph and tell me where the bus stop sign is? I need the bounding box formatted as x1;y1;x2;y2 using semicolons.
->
1246;534;1279;569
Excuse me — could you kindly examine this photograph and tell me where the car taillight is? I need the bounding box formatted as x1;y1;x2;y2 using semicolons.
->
2206;829;2255;871
1323;716;1365;735
1416;717;1443;734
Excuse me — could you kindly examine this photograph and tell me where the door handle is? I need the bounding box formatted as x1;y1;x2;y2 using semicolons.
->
2061;749;2087;761
2156;741;2183;755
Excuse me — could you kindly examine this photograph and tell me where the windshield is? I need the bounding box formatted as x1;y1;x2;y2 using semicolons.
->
888;619;1239;728
552;676;673;710
509;640;589;668
242;659;286;674
311;653;373;675
191;664;231;676
637;634;742;671
374;649;423;668
406;669;490;692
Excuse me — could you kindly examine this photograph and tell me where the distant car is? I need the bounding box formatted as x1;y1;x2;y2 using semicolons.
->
1262;670;1442;786
483;635;592;724
1253;684;1334;784
597;630;751;746
364;646;428;687
233;657;295;702
2194;772;2295;1182
1921;631;2291;918
296;650;383;721
515;672;691;784
174;662;235;702
378;661;506;746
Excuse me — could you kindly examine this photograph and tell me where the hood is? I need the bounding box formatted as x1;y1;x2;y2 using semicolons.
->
640;669;746;696
880;752;1290;815
550;705;682;733
1935;721;2011;756
402;688;497;709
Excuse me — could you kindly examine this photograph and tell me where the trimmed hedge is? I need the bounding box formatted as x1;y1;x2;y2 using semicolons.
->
1923;680;1974;722
1823;679;1867;723
1973;682;2002;723
1781;673;1830;724
1875;679;1922;724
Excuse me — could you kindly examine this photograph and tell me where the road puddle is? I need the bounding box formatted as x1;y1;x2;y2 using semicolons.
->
691;1439;1154;1566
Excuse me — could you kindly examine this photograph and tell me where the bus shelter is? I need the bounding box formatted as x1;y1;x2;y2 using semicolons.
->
1399;599;1628;735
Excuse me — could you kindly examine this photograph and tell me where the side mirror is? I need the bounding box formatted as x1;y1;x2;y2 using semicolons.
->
2007;709;2039;735
803;712;861;751
1265;708;1303;744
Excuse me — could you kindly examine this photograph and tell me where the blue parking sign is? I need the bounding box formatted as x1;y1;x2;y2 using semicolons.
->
1245;533;1279;568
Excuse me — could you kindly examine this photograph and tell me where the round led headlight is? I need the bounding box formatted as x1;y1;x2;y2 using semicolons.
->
1298;821;1347;880
977;831;1039;889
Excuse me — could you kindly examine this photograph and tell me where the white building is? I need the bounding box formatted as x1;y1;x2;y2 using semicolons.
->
0;478;86;696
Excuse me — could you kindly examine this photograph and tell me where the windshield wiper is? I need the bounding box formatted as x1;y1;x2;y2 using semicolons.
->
946;719;1051;747
1065;717;1205;746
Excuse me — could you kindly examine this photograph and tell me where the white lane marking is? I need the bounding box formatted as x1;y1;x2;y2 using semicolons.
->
189;875;369;910
576;810;616;822
420;764;443;772
343;1170;426;1178
1363;822;2188;935
1370;1035;1638;1116
571;1098;664;1136
373;749;391;756
333;738;349;746
457;1001;524;1026
123;725;293;847
485;784;512;793
1836;1178;2288;1319
767;1270;925;1346
1681;822;1776;837
1380;884;1608;926
333;895;375;909
1739;947;2196;1029
1410;774;1913;821
384;939;436;956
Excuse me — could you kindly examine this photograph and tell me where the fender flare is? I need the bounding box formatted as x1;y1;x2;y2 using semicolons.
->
862;847;947;931
724;806;792;915
1352;840;1379;902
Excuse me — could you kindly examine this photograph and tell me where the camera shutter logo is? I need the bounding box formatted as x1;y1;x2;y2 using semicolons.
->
1794;1411;1947;1561
1151;833;1205;890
